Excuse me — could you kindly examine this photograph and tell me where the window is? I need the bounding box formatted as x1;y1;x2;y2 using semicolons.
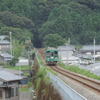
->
5;89;10;98
11;88;14;97
54;51;58;57
16;87;18;96
5;89;8;98
51;52;53;56
97;52;100;55
46;51;50;57
0;90;3;99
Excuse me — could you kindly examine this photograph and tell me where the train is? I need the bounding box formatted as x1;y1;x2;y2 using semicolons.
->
45;48;59;65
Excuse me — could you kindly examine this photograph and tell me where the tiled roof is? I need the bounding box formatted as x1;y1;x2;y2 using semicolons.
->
57;46;75;51
81;45;100;51
0;69;22;82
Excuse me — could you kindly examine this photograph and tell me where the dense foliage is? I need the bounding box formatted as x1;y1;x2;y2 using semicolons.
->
0;0;100;47
43;34;65;47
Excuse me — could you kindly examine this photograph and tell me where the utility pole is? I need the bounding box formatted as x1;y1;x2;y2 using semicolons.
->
60;46;62;60
66;38;70;64
9;31;12;59
94;39;95;64
28;49;30;65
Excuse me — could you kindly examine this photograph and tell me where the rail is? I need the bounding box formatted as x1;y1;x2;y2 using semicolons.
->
35;48;87;100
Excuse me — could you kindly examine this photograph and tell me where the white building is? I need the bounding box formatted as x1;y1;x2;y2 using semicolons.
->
57;46;79;64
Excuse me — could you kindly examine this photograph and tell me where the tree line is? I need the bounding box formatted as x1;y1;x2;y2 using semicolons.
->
0;0;100;47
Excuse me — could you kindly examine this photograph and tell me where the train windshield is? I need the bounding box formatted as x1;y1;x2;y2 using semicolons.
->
51;52;53;56
46;51;50;57
54;51;58;57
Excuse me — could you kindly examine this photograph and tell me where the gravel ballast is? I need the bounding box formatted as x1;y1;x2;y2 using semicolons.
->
58;74;100;100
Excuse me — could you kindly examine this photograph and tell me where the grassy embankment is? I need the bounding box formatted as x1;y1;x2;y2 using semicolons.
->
58;61;100;80
5;65;30;70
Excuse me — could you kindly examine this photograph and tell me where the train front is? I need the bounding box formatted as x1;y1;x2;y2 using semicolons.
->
45;49;58;65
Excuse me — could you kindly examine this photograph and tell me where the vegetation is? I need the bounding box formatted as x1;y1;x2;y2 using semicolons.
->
43;34;65;47
9;57;19;66
0;0;100;47
0;62;5;66
58;61;100;80
19;88;29;92
5;65;30;70
23;73;29;76
19;81;33;92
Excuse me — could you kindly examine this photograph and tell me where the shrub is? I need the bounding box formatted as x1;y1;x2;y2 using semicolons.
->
9;57;19;66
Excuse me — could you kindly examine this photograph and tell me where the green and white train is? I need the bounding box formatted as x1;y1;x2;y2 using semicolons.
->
45;48;59;65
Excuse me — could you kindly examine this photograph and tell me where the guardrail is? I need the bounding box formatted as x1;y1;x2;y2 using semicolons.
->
35;49;87;100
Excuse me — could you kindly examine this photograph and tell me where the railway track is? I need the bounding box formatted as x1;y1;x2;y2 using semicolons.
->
37;48;100;94
37;48;45;60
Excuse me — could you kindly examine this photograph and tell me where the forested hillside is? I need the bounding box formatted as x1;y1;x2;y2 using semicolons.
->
0;0;100;47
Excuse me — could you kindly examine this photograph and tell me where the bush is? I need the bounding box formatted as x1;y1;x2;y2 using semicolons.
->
9;57;19;66
0;62;4;66
28;82;32;88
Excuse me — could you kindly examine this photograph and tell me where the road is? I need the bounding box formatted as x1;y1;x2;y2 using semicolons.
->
16;57;29;66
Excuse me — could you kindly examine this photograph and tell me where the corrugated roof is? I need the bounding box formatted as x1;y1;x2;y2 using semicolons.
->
57;46;75;51
0;69;22;82
0;40;10;44
81;45;100;51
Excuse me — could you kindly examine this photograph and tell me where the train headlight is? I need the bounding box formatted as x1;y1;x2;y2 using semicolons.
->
51;57;54;59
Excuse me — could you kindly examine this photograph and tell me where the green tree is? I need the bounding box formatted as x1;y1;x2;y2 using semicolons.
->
43;34;65;47
12;39;24;58
9;57;19;66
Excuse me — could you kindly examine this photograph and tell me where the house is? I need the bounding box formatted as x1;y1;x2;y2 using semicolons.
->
80;45;100;59
0;67;22;100
57;46;79;64
4;69;23;76
0;35;7;40
4;69;28;85
0;53;13;63
57;45;77;56
0;40;10;53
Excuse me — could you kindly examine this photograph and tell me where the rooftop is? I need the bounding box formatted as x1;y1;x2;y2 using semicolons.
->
0;53;13;58
57;46;75;51
4;69;23;75
81;45;100;51
0;68;22;82
0;40;10;45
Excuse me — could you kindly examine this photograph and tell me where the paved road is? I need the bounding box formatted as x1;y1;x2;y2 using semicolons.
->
16;57;29;66
20;91;33;100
